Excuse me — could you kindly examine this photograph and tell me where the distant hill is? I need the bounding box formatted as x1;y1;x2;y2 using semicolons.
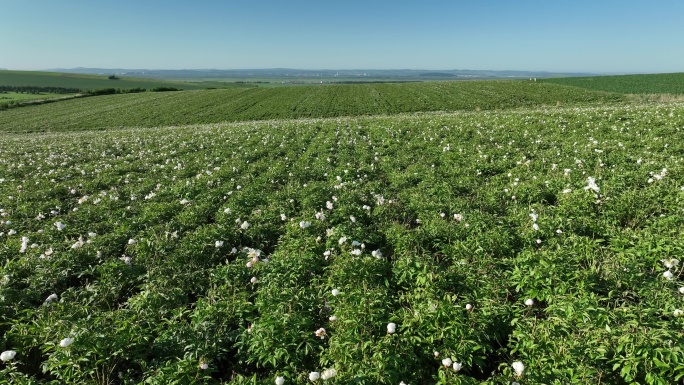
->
47;67;598;80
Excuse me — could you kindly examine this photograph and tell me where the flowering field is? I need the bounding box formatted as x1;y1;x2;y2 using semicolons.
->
0;81;622;133
1;102;684;384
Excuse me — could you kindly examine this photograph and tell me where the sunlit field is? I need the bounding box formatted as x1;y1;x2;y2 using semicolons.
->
2;99;684;383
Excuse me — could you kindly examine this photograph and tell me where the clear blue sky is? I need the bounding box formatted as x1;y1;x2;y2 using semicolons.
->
1;0;683;73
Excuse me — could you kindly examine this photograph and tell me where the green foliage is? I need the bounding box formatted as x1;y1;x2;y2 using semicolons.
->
1;102;684;383
541;72;684;94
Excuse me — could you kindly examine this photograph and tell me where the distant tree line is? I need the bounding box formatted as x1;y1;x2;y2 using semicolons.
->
86;87;180;95
0;85;81;94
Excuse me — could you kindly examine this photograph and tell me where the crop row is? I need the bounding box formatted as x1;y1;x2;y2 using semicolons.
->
0;81;624;133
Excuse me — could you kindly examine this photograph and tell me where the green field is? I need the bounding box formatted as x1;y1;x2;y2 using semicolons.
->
541;72;684;94
0;70;244;91
0;91;72;102
0;80;623;133
2;73;684;384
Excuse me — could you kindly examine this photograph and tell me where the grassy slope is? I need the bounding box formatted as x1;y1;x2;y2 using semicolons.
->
0;80;623;132
540;72;684;94
0;70;230;91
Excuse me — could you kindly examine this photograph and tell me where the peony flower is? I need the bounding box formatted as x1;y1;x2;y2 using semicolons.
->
275;376;285;385
240;221;249;230
452;362;462;372
525;298;534;307
442;357;452;367
662;258;680;269
679;287;684;294
0;350;16;361
584;177;600;193
314;328;327;339
674;309;683;317
280;213;287;221
321;368;337;380
60;338;74;348
351;249;362;256
309;372;320;382
465;304;473;311
300;221;311;229
372;249;383;259
45;293;59;303
338;236;347;245
387;322;396;334
512;361;524;377
20;236;29;253
250;277;257;284
128;238;136;245
54;222;66;231
199;362;209;370
326;201;334;210
180;198;190;205
215;240;224;248
664;270;674;280
329;315;337;321
331;289;341;296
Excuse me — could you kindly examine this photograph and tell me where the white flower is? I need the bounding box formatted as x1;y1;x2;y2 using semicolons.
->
338;236;347;245
662;258;680;269
128;238;136;245
180;198;190;205
512;361;525;377
331;289;341;296
199;362;209;370
0;350;16;361
387;322;396;334
300;221;311;229
584;177;600;193
280;213;287;221
321;368;337;380
525;298;534;307
60;338;74;348
20;236;29;253
215;240;224;248
679;287;684;294
664;270;674;280
46;293;59;303
465;304;473;311
275;376;285;385
329;315;337;321
54;222;66;231
675;309;684;317
452;361;462;372
314;328;327;338
326;201;334;210
372;249;383;259
442;357;452;367
434;351;440;357
240;221;249;230
532;223;539;231
250;277;257;284
351;249;362;256
309;372;320;382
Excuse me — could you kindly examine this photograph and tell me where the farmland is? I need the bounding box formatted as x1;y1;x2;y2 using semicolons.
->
0;70;233;91
541;72;684;95
0;81;623;133
2;85;684;384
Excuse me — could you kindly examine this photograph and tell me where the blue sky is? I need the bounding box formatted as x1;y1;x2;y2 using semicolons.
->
1;0;683;73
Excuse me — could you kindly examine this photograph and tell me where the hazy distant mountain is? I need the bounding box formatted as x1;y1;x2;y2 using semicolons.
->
47;67;597;80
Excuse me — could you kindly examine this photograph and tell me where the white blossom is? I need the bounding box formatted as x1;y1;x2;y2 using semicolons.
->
59;338;74;348
54;222;66;231
525;298;534;307
300;221;311;229
275;377;285;385
0;350;16;361
240;221;249;230
442;357;452;367
452;362;462;372
331;289;341;296
309;372;320;382
387;322;396;334
512;361;525;377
